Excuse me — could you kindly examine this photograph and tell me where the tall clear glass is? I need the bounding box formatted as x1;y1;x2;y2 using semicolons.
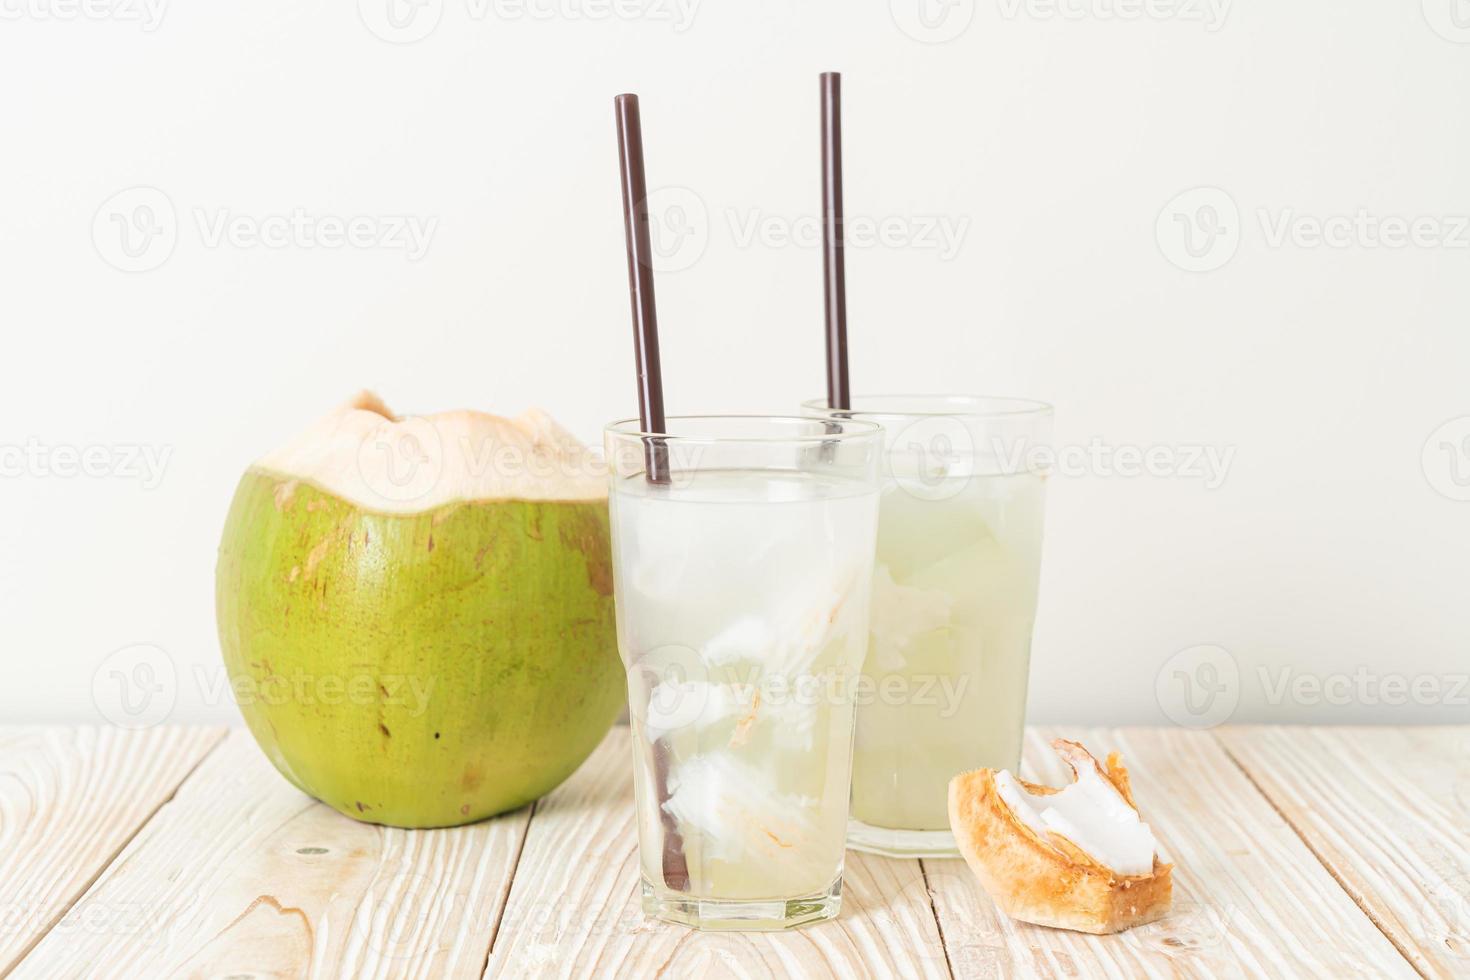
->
803;395;1053;858
604;416;883;930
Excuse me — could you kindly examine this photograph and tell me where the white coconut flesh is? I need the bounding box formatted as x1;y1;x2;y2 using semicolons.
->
868;564;952;671
994;767;1159;876
255;391;606;513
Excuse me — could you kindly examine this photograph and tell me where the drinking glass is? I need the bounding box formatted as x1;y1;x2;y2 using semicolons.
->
604;415;883;930
803;395;1052;857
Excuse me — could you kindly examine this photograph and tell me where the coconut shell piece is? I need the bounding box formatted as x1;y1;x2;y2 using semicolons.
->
948;739;1173;934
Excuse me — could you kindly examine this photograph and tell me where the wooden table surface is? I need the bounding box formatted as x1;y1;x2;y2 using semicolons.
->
1;725;1465;979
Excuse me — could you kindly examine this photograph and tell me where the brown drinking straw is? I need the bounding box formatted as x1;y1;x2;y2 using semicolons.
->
614;93;687;894
615;93;671;484
820;71;851;412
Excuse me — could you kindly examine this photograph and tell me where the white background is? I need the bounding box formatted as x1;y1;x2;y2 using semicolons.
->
2;0;1467;727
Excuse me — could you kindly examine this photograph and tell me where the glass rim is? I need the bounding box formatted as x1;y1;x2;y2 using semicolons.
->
605;414;884;445
800;394;1053;420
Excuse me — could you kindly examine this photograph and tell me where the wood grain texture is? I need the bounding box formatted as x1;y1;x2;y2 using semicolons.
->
1218;725;1470;980
924;726;1418;979
10;729;532;980
483;727;950;979
0;726;226;975
9;725;1461;978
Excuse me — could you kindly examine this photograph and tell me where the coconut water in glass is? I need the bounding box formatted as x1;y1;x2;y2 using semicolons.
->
604;416;882;930
805;396;1052;858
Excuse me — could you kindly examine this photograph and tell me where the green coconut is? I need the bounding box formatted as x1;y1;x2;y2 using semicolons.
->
215;392;623;827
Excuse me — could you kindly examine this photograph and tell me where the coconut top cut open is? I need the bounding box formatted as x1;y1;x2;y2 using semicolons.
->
255;391;606;514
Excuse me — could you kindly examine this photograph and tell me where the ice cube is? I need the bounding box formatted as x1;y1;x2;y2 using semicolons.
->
702;616;773;667
868;563;953;671
768;699;820;752
704;579;860;680
874;491;993;579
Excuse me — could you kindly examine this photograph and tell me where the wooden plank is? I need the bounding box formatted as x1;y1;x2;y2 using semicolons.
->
0;726;226;975
1218;725;1470;979
484;727;950;979
923;726;1418;979
10;729;532;980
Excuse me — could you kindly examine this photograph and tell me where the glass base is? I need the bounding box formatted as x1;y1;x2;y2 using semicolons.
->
847;818;959;858
641;876;843;931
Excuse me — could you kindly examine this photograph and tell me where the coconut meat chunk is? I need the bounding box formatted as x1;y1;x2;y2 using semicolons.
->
949;740;1174;933
994;766;1158;876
